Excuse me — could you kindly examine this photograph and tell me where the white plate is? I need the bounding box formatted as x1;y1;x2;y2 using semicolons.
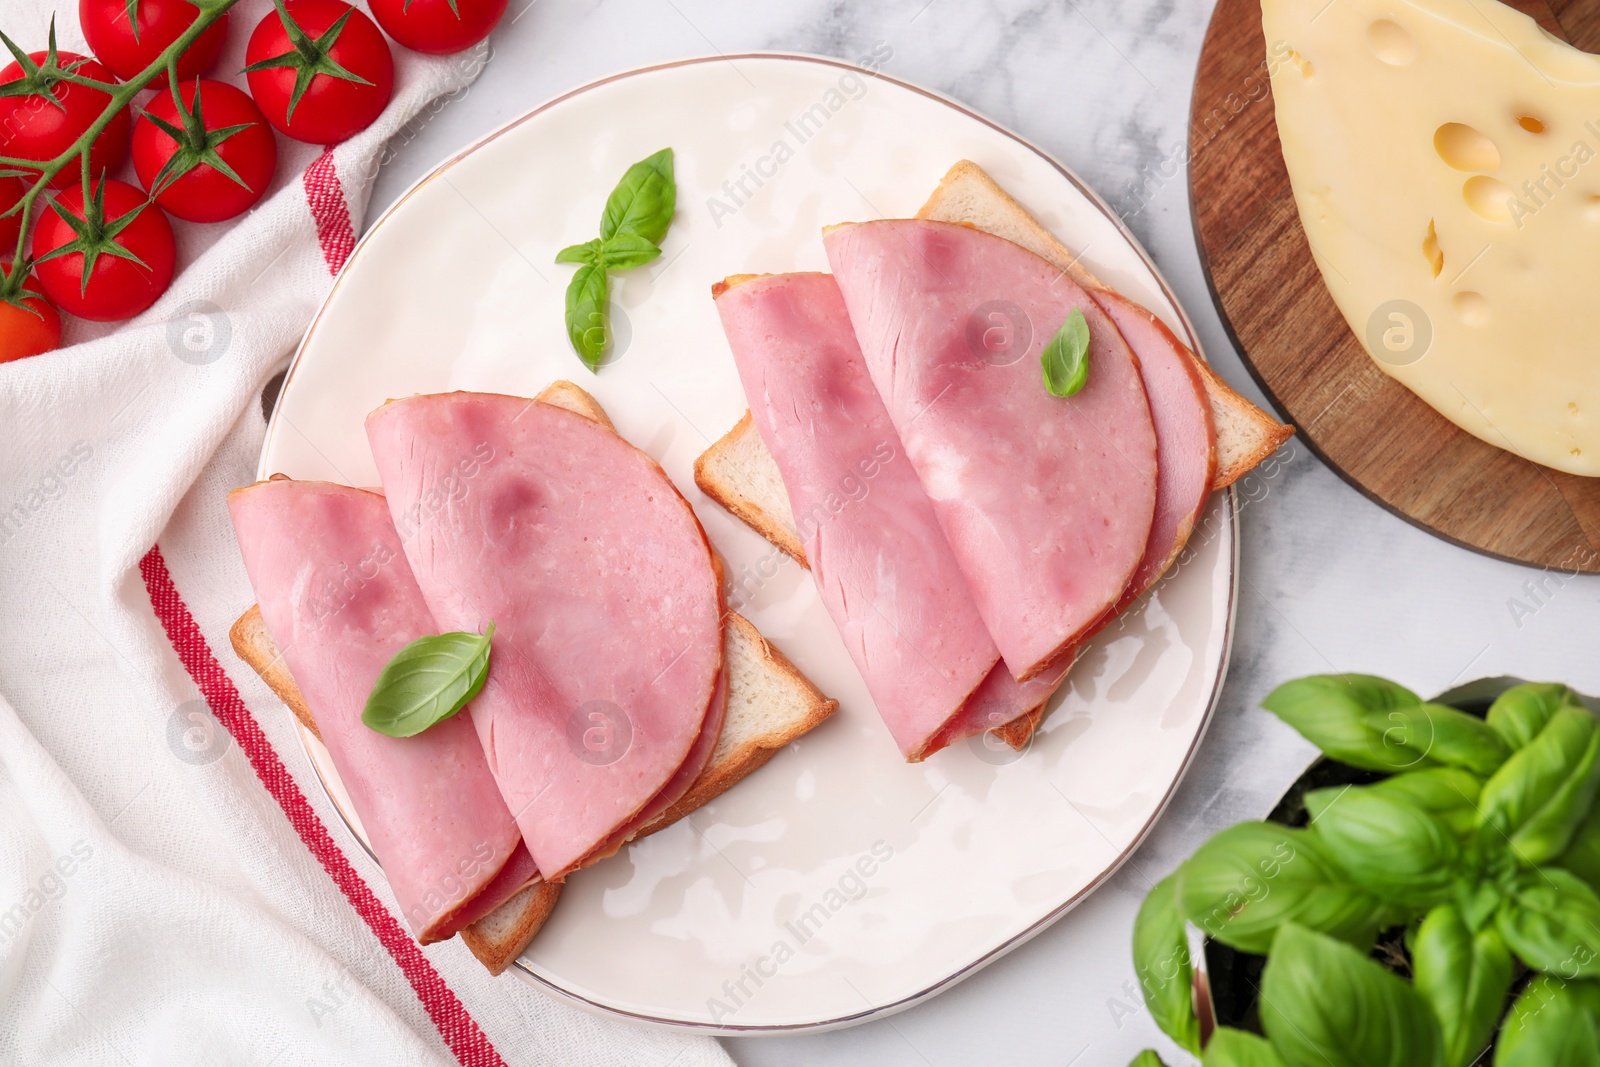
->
260;53;1238;1033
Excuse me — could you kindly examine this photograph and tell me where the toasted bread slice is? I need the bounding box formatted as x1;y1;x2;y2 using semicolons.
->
459;880;564;976
916;160;1292;489
233;381;837;975
694;411;805;564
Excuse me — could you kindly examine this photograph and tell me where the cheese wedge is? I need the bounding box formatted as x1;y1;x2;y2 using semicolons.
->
1263;0;1600;475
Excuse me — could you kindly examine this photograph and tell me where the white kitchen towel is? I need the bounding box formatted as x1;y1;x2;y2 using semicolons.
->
0;3;731;1065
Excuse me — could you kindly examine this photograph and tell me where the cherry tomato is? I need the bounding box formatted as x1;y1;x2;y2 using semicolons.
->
33;180;176;322
0;175;25;253
245;0;394;145
0;52;131;188
134;80;278;224
0;275;62;363
79;0;229;85
369;0;508;55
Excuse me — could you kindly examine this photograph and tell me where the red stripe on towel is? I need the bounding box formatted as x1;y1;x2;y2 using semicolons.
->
139;546;508;1067
303;150;358;274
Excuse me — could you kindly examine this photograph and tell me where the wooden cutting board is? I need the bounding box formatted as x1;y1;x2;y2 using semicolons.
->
1190;0;1600;574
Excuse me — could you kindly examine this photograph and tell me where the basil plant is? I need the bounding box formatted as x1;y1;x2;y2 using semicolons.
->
1128;676;1600;1067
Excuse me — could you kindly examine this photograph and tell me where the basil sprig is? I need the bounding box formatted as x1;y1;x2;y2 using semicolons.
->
1041;307;1090;397
1122;676;1600;1065
555;148;676;371
361;623;494;738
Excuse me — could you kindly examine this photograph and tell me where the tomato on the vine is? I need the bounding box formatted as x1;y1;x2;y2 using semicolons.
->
0;175;25;252
79;0;230;85
0;271;62;363
134;79;278;224
244;0;394;145
0;45;131;188
369;0;507;55
33;179;176;322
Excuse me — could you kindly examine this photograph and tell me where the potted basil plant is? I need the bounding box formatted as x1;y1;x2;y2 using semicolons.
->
1127;674;1600;1067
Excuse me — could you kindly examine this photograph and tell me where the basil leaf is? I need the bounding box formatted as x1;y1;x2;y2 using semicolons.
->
1310;789;1462;909
1480;705;1600;865
1262;674;1429;771
555;238;602;265
1041;308;1090;397
1496;867;1600;976
1411;904;1513;1067
1203;1028;1288;1067
565;262;611;372
1132;873;1200;1055
1368;768;1483;838
361;624;494;738
1174;823;1386;954
1128;1053;1171;1067
1263;676;1506;775
599;147;675;247
1260;924;1444;1067
1559;802;1600;892
1495;974;1600;1066
1488;682;1577;751
599;231;663;272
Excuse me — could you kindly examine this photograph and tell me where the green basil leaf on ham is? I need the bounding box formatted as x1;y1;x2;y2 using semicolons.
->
362;623;494;738
1041;307;1090;397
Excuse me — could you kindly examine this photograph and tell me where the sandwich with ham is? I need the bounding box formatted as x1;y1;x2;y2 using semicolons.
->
697;161;1291;754
230;382;836;973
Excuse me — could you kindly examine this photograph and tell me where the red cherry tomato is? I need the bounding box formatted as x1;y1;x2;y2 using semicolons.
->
0;175;25;252
0;52;131;188
0;276;62;363
368;0;508;55
33;180;176;322
134;80;278;224
79;0;229;85
245;0;394;145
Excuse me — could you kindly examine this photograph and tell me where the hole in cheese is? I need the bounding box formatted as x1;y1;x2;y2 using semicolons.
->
1423;219;1444;278
1585;195;1600;222
1463;176;1515;222
1453;291;1491;326
1287;49;1314;78
1435;123;1502;172
1518;115;1547;134
1367;19;1418;66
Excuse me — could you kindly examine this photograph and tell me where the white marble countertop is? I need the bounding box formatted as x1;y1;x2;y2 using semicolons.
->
367;2;1600;1063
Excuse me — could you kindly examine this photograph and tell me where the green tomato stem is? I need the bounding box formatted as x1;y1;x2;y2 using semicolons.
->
6;0;243;285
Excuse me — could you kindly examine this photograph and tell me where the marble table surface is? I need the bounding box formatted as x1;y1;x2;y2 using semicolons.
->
366;2;1600;1063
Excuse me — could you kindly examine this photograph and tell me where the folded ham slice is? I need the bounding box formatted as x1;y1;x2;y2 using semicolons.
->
715;272;1058;759
366;392;724;880
825;219;1159;681
1094;290;1217;612
228;479;524;942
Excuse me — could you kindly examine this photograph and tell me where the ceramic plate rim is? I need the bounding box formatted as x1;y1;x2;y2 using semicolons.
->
264;51;1241;1035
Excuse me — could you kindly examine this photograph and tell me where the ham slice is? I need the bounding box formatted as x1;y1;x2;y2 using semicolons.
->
228;479;523;943
365;392;723;880
715;272;1057;759
1094;290;1217;612
825;219;1159;681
